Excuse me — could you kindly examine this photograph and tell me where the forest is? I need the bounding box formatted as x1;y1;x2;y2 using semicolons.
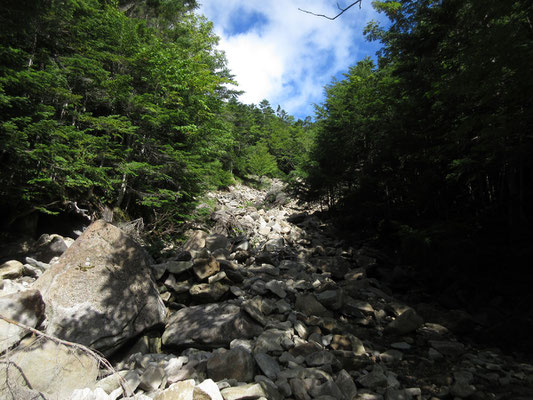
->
1;0;532;342
0;0;313;240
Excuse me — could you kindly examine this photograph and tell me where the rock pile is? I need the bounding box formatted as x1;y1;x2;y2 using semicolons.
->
1;181;532;400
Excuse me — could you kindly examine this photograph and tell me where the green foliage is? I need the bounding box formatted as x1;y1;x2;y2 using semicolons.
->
244;142;280;178
303;0;533;261
0;0;238;234
0;0;313;237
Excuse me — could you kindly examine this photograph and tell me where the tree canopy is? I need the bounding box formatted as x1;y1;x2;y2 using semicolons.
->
0;0;312;239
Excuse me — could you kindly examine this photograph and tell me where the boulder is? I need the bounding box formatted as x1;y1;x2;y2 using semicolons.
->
207;348;255;382
385;308;424;336
29;233;70;263
0;338;99;399
189;282;229;303
182;230;208;252
0;260;23;280
192;257;220;281
0;289;45;352
162;302;263;349
295;294;333;318
205;234;230;252
33;220;166;355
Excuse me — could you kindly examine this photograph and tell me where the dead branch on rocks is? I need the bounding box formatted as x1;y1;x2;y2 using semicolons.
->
299;0;363;20
0;315;133;397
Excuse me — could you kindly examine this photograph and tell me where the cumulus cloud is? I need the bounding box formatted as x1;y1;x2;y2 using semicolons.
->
199;0;385;118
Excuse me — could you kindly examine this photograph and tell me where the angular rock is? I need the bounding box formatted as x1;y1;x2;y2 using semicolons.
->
0;338;99;399
207;348;255;382
139;365;166;391
197;379;224;400
153;260;194;275
68;387;112;400
183;230;208;252
205;234;230;252
429;340;465;357
384;308;424;336
336;369;357;400
162;302;262;349
33;220;166;355
29;233;69;263
264;238;285;252
295;294;333;318
304;351;334;367
0;260;23;280
193;257;220;281
330;334;365;355
254;352;281;380
316;289;344;310
308;380;345;399
189;282;229;303
154;379;195;400
265;280;287;298
221;383;269;400
0;289;45;352
311;257;351;279
254;329;291;353
95;370;141;396
290;378;311;400
358;367;388;389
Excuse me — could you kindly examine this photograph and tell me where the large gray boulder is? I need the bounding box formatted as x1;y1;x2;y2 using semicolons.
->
0;289;45;352
33;220;166;355
162;302;262;349
0;338;99;400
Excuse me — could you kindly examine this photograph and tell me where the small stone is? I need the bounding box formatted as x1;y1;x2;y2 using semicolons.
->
139;365;166;391
384;308;424;336
197;379;224;400
254;353;281;380
231;339;254;353
208;271;227;284
265;280;287;298
193;257;220;280
295;294;333;318
391;342;411;351
429;340;465;357
153;260;193;275
290;378;311;400
189;282;229;303
293;320;309;339
305;351;335;367
358;367;388;389
276;299;291;313
205;234;230;252
316;290;343;310
335;369;357;400
308;380;344;399
154;379;195;400
0;260;23;279
207;348;255;382
380;350;403;363
220;383;268;400
330;334;366;355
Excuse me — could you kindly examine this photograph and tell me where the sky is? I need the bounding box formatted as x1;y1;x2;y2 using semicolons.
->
198;0;388;120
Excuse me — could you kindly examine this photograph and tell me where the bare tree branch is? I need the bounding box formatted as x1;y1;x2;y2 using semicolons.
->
0;315;133;397
298;0;363;20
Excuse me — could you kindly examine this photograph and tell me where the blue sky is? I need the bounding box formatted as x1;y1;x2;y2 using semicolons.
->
198;0;388;120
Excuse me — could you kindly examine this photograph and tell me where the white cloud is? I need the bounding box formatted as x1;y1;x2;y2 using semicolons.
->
199;0;385;118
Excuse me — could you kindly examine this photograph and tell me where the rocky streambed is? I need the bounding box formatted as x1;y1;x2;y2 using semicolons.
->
1;181;532;400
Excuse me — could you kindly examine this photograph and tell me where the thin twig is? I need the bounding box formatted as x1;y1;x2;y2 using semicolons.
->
0;360;47;400
0;315;132;397
299;0;363;20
